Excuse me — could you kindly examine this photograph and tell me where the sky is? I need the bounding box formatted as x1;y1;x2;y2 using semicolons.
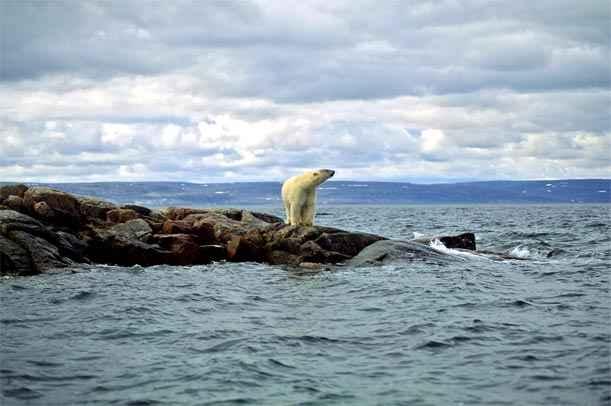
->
0;0;609;183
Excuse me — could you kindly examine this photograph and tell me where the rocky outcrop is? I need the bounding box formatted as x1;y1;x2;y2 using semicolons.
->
0;183;480;276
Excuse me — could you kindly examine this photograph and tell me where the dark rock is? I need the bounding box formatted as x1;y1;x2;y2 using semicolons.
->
9;230;73;271
55;231;89;261
0;234;34;275
299;240;351;264
437;233;476;250
106;208;138;224
248;211;284;224
200;244;227;262
0;209;84;274
4;195;24;211
154;234;206;265
226;229;266;262
346;240;452;267
0;184;28;200
122;204;151;216
315;231;386;257
83;229;169;267
414;233;476;251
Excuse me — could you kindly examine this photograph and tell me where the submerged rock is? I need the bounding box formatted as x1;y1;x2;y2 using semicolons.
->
346;240;452;267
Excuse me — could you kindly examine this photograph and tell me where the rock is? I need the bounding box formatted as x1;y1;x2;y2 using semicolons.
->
186;212;250;243
107;219;152;241
299;240;351;264
161;219;195;235
78;197;116;220
248;211;284;224
315;231;386;257
121;204;151;217
0;234;34;276
9;230;72;271
299;262;323;270
33;201;53;218
154;234;206;265
4;195;24;211
346;240;452;267
0;184;28;200
0;210;76;274
83;229;169;267
226;230;266;262
55;231;89;260
267;250;301;266
106;208;138;224
200;244;227;262
160;218;216;244
160;207;209;220
23;187;80;228
415;233;476;251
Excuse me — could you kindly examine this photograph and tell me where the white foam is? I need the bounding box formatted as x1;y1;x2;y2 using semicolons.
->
429;239;487;260
413;231;425;239
509;246;531;259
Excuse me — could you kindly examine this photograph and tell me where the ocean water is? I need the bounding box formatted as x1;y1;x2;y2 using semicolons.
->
1;204;609;405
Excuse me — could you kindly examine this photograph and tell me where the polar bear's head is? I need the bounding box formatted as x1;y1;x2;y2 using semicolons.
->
303;168;335;187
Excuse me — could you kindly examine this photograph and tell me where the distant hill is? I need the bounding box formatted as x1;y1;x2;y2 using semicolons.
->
2;179;609;207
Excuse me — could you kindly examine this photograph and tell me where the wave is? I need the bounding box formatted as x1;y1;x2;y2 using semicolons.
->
429;239;488;260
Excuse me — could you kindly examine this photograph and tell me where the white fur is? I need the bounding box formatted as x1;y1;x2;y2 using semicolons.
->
281;169;335;226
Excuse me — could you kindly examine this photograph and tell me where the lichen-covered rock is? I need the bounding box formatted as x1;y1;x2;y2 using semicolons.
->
107;219;152;241
4;195;24;211
121;204;151;217
106;208;138;224
78;197;116;220
23;187;81;228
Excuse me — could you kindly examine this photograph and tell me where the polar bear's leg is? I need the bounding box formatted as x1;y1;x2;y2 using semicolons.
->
284;200;292;224
289;201;302;225
301;192;316;226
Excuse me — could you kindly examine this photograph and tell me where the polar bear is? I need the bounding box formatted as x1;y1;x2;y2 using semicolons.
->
281;169;335;226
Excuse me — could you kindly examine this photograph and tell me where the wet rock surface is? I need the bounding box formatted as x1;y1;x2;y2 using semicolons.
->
0;184;479;275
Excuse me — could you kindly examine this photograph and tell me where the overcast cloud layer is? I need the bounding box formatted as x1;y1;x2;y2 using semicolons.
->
1;0;609;182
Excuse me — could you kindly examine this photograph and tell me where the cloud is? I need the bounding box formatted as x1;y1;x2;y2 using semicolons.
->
0;0;609;182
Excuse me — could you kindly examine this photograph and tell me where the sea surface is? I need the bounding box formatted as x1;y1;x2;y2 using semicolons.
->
1;204;609;405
